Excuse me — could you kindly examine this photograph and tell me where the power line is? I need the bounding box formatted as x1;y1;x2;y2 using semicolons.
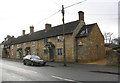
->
65;0;87;9
35;0;87;25
36;10;60;24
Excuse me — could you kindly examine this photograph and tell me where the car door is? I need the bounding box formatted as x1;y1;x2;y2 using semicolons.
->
25;55;31;65
28;55;32;64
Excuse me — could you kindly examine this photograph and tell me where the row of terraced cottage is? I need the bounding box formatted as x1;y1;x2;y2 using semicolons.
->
1;11;105;63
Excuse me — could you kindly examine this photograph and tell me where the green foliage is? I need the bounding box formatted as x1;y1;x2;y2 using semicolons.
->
106;63;120;67
112;46;120;50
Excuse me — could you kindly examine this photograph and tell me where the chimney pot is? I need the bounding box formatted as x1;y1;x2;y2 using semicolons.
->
45;24;52;30
30;26;34;33
22;30;25;35
78;11;84;21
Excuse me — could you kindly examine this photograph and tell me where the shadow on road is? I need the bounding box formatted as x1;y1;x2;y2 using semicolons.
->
24;64;56;68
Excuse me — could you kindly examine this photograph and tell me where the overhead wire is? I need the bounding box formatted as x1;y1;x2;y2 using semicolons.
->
64;0;87;9
35;0;87;25
35;10;60;24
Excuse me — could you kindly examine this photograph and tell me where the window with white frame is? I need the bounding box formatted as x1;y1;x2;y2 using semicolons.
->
11;45;14;49
11;50;13;56
17;45;19;48
32;41;36;46
57;36;63;42
32;50;35;55
23;51;25;56
57;48;62;56
80;30;85;35
23;43;26;46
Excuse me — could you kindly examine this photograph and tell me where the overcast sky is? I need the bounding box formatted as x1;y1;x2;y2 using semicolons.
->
0;0;119;42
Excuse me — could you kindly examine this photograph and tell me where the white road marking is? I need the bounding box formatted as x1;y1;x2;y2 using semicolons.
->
51;75;74;82
2;62;38;74
63;78;75;82
52;75;64;80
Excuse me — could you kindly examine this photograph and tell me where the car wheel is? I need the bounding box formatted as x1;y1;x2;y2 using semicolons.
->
31;62;34;66
42;63;46;66
23;60;26;65
42;64;45;66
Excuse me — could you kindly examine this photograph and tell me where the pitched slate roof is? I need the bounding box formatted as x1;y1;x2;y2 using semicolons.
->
2;40;11;45
2;39;14;45
10;20;80;45
3;20;97;45
76;23;96;38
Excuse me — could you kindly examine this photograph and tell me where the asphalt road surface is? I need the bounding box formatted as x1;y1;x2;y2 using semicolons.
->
0;59;119;82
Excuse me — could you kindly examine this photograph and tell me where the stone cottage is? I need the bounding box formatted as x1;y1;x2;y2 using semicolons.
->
1;11;105;63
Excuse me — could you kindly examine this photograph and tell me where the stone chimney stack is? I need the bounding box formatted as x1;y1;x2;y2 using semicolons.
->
78;11;84;21
45;24;52;30
22;30;25;35
30;26;34;33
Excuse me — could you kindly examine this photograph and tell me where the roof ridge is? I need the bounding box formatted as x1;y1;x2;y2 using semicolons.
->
52;20;79;28
85;23;97;26
5;20;80;45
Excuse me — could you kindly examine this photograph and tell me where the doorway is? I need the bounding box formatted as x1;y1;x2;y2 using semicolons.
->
49;48;55;61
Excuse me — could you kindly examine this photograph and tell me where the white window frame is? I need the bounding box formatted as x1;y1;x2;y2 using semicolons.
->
32;41;36;46
11;45;14;49
57;36;63;42
17;45;19;48
57;48;62;56
11;50;13;56
80;30;85;35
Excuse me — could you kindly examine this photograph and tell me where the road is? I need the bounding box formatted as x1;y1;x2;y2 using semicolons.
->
0;59;119;82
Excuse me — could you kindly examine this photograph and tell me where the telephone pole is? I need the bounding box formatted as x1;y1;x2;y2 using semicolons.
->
61;5;66;66
61;1;86;66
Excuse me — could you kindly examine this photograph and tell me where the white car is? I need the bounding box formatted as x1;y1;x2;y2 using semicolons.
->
23;55;46;66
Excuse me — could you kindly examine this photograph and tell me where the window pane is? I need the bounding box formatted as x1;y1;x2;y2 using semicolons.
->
57;36;63;42
44;49;48;55
32;41;36;46
58;48;62;56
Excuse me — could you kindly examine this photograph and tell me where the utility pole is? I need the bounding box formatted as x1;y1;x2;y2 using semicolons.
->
61;5;66;66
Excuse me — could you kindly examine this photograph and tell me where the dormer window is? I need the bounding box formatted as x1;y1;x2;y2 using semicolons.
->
80;30;85;35
80;28;88;35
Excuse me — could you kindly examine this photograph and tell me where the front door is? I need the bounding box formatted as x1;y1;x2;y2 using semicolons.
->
18;50;23;60
49;48;54;61
77;45;84;62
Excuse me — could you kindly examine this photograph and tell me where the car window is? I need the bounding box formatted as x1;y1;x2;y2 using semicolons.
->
25;55;31;59
31;55;40;59
28;55;31;59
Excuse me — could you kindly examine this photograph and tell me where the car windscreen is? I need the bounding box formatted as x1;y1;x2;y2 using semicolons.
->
31;55;40;59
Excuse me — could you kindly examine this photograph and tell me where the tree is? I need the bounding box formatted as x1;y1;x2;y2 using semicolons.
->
104;32;113;44
113;37;120;45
